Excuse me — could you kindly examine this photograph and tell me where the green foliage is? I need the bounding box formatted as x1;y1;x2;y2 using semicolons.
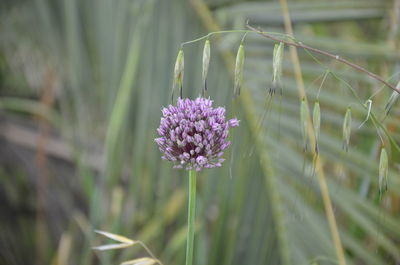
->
0;1;400;265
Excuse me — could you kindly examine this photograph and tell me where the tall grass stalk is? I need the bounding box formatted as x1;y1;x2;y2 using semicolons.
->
185;170;197;265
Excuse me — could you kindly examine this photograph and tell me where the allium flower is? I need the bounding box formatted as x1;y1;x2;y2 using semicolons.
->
155;97;239;171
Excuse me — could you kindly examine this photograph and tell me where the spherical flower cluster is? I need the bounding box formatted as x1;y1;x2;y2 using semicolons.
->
155;97;239;171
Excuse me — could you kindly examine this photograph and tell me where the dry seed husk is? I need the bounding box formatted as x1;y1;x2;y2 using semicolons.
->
120;257;158;265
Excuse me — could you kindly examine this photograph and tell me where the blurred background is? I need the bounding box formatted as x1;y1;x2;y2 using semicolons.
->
1;0;400;264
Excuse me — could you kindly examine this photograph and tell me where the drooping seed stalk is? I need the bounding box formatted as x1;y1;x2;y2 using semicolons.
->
278;0;347;264
185;170;197;265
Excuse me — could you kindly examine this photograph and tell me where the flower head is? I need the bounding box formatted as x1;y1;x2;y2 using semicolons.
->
155;97;239;171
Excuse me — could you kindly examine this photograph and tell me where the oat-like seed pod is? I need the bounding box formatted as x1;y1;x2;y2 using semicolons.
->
378;147;388;195
313;101;320;153
383;80;400;119
300;98;308;152
234;44;244;97
385;90;400;116
121;257;158;265
202;40;210;95
172;49;184;100
271;42;284;95
342;107;352;152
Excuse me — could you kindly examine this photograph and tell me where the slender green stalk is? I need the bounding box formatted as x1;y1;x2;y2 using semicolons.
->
185;170;197;265
180;30;289;48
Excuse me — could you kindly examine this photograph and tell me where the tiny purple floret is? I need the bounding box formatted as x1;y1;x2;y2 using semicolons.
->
155;97;239;171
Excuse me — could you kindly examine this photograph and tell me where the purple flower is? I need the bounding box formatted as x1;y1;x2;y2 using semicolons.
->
155;97;239;171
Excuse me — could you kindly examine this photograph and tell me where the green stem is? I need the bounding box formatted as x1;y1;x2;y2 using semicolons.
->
180;30;290;48
185;170;197;265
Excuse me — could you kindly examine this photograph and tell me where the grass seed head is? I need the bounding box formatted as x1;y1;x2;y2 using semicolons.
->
234;44;244;97
313;101;320;153
202;39;210;95
271;42;284;95
300;98;308;152
379;147;388;195
120;257;158;265
92;230;136;251
385;90;400;116
342;107;352;152
172;49;184;100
